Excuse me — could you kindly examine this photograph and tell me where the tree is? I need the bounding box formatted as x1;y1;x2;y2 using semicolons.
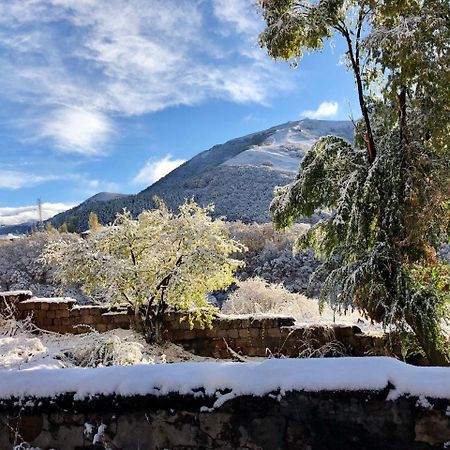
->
88;211;101;232
259;0;450;364
45;222;57;233
42;199;244;342
0;232;87;300
58;223;68;233
67;215;79;233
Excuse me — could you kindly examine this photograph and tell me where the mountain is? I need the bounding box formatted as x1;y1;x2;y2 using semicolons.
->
50;119;354;230
0;222;34;236
49;192;129;230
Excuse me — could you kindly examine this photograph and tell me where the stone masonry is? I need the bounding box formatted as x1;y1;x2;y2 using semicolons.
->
1;390;450;449
0;290;394;359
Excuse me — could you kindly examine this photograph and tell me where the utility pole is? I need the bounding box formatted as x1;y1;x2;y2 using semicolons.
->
37;198;43;230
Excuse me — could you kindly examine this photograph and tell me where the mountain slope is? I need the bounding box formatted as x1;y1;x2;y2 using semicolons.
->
51;119;354;229
50;192;129;230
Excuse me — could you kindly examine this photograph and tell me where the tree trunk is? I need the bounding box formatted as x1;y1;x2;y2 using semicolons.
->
406;316;449;366
140;300;168;344
340;23;376;164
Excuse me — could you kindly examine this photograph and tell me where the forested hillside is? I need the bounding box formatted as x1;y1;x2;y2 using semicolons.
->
49;119;353;230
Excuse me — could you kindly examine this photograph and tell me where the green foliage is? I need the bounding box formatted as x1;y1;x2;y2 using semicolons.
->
260;0;450;364
42;199;244;342
259;0;345;62
67;215;79;233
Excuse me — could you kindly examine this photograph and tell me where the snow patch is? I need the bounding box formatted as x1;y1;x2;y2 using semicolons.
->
415;395;433;409
21;296;76;304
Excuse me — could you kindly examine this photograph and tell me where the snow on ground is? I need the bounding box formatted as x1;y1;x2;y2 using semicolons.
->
0;357;449;403
222;124;313;172
222;120;353;173
0;328;215;371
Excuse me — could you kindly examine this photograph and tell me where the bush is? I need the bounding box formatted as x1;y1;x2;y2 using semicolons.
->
0;233;90;303
221;277;320;321
226;222;323;296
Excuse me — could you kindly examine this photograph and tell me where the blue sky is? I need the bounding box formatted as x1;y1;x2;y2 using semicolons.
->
0;0;359;226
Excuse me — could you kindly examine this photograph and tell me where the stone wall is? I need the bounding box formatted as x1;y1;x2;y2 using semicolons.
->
0;291;137;334
164;310;392;359
1;291;393;359
1;389;449;449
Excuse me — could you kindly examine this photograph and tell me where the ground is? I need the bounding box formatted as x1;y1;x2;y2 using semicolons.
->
0;327;217;371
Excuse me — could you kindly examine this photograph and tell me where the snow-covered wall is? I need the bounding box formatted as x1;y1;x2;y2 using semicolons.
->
1;291;393;359
1;358;450;449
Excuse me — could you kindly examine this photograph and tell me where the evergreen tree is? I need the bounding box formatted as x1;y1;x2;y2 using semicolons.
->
58;223;68;233
259;0;450;364
67;215;79;233
88;211;101;232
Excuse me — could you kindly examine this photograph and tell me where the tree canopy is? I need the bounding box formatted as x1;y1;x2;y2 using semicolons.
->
259;0;450;364
43;199;244;341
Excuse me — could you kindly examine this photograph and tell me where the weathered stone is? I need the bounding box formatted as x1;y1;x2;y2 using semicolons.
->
267;327;281;338
227;329;239;339
415;411;450;444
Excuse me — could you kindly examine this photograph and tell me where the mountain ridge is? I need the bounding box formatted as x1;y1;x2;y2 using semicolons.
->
0;119;354;234
51;118;354;229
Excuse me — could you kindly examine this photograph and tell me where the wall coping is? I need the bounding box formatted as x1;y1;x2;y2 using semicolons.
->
21;297;77;304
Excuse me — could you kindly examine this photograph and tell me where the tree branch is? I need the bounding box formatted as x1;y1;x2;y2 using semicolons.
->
335;10;376;164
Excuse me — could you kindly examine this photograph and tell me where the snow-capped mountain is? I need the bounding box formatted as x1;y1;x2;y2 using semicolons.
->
49;119;353;230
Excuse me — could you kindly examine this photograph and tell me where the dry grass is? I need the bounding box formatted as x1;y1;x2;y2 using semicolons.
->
221;277;383;332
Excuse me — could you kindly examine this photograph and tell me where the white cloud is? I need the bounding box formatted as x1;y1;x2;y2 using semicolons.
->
0;170;58;190
0;202;76;226
0;168;119;198
133;155;186;186
301;102;339;119
0;0;292;154
212;0;260;36
39;107;112;155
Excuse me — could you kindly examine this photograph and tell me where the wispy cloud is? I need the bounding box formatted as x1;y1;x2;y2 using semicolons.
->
133;155;186;186
0;168;118;197
39;107;113;155
212;0;260;36
0;202;76;226
0;0;291;155
0;170;58;190
301;101;339;119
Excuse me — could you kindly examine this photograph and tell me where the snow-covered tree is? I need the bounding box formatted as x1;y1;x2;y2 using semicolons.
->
259;0;450;364
42;199;244;342
0;232;88;301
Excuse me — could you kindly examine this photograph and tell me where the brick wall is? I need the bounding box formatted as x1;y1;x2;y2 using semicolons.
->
1;290;393;359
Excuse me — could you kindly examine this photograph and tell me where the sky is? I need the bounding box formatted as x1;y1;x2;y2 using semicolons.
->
0;0;359;226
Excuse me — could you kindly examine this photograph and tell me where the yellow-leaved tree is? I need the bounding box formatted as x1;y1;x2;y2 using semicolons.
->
42;199;244;342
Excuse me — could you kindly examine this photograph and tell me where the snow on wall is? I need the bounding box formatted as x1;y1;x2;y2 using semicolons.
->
1;357;449;403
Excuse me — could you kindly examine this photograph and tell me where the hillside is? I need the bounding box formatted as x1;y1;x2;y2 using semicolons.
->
50;119;354;230
50;192;129;230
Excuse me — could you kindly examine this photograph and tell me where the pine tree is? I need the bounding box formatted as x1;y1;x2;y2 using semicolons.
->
67;216;79;233
58;223;68;233
45;222;56;233
259;0;450;364
88;211;101;232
